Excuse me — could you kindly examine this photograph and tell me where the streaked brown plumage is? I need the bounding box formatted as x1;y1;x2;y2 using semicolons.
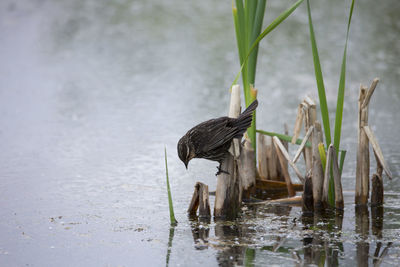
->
177;100;258;175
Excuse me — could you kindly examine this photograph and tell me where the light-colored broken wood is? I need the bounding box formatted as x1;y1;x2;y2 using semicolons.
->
361;78;379;109
292;104;304;144
228;85;241;158
304;99;316;173
248;196;302;205
311;122;324;209
273;138;295;197
356;85;369;205
239;138;256;191
267;136;279;180
215;85;242;219
293;125;314;164
280;123;290;180
257;134;269;180
273;136;305;183
363;125;392;179
188;182;211;217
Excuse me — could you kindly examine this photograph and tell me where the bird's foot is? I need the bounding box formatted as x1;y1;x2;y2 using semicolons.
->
215;166;229;176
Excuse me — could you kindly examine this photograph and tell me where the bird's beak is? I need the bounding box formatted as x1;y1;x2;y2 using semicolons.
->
184;161;188;169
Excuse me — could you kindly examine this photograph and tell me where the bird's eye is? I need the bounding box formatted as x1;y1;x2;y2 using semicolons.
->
178;141;186;160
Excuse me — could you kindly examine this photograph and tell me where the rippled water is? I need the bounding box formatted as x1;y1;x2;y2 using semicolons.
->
0;0;399;266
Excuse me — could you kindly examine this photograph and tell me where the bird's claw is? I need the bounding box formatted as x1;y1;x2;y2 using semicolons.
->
215;166;229;176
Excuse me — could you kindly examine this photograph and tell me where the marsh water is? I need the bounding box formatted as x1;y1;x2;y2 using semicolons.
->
1;0;400;266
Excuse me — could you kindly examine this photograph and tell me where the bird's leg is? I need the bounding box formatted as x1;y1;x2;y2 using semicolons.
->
215;162;229;176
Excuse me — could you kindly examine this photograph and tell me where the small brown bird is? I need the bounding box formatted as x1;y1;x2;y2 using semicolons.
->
177;100;258;175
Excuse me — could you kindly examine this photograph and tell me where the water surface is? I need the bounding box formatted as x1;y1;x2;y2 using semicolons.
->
0;0;399;266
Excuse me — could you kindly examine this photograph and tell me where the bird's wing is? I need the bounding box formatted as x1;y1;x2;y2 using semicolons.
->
191;117;237;153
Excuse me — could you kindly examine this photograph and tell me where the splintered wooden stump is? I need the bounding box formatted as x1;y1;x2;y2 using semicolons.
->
214;156;241;219
188;182;211;218
258;134;280;181
303;97;316;173
356;81;375;205
238;138;256;198
311;122;324;210
214;84;242;219
371;174;383;206
302;172;314;213
258;134;269;180
273;137;295;197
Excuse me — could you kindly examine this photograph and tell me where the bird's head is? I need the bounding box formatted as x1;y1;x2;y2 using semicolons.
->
177;135;194;169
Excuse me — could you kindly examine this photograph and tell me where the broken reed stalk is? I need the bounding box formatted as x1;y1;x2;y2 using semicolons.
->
273;138;295;197
371;173;383;207
363;125;392;179
258;134;280;181
164;147;177;225
188;182;211;218
355;78;393;206
356;85;370;205
322;145;344;209
273;136;305;183
302;171;314;213
292;104;304;144
280;123;290;180
330;145;344;209
365;125;393;206
303;97;317;173
311;122;324;210
293;125;313;164
238;138;256;198
214;85;242;219
322;144;331;207
258;134;269;180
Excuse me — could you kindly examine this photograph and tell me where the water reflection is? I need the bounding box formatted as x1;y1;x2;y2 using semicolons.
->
189;218;210;250
165;226;176;267
215;222;246;266
1;0;400;265
184;203;396;266
298;210;344;266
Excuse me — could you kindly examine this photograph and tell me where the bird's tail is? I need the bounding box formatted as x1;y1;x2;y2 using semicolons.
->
234;99;258;137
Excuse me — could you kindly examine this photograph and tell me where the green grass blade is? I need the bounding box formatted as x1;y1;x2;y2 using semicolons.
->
333;0;355;152
164;147;177;226
234;0;246;65
247;0;267;85
318;143;334;207
232;0;304;87
233;8;245;66
246;0;263;85
318;143;326;171
306;0;331;146
256;129;311;147
339;149;346;176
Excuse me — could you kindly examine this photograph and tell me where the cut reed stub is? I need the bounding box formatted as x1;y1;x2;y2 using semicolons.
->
188;182;211;218
355;78;392;207
302;171;314;214
356;85;370;205
330;145;344;210
371;174;384;207
311;122;324;210
214;84;242;219
238;138;256;198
